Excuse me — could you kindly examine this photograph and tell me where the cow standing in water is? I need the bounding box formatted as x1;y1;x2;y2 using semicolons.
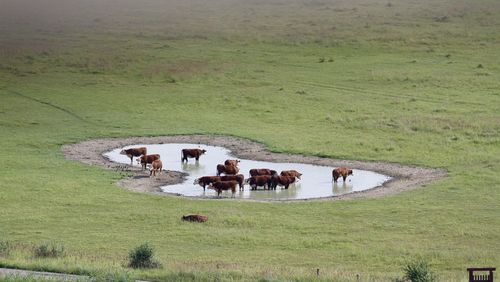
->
224;159;240;167
120;147;147;164
280;170;302;180
249;168;277;177
181;149;206;162
245;175;273;190
270;175;297;190
216;164;239;176
332;167;353;183
208;180;238;198
220;174;245;191
194;176;221;191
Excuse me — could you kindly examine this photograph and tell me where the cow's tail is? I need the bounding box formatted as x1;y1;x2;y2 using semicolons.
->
181;150;183;162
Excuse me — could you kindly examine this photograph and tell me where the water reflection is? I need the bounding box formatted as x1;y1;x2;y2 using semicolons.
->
181;162;204;172
104;143;390;200
332;182;353;196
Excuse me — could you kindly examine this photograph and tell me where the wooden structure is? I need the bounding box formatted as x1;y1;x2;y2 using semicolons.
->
468;268;496;282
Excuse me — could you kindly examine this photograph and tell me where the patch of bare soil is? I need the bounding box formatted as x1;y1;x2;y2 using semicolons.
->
61;135;447;201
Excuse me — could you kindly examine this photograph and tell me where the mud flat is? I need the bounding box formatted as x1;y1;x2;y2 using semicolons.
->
62;135;447;201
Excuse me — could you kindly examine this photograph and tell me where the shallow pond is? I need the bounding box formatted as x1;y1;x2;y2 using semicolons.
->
104;143;391;200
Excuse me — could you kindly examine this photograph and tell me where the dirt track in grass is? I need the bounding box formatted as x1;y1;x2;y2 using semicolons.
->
62;135;447;201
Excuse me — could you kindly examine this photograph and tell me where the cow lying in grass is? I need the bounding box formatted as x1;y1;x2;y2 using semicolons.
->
182;214;208;222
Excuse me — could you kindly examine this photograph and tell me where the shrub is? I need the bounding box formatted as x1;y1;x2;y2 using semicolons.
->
0;240;10;256
128;242;161;268
34;241;65;258
403;259;437;282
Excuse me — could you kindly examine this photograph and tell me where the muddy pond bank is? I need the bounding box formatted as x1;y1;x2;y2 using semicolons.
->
62;135;447;201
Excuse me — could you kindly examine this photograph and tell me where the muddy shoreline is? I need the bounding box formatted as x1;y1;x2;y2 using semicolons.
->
61;135;447;201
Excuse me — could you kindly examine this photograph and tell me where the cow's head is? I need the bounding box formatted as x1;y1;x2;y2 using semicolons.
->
270;170;278;175
348;169;353;176
136;157;144;164
244;178;250;184
201;149;207;154
193;178;200;185
119;149;126;155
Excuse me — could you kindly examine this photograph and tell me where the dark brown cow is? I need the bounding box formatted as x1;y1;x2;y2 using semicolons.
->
193;176;221;191
137;154;161;170
216;164;239;176
220;174;245;191
182;214;208;223
224;159;240;167
120;147;147;164
249;168;277;177
270;175;297;190
245;175;273;190
280;170;302;179
181;148;206;162
149;159;163;177
208;180;238;197
332;167;353;183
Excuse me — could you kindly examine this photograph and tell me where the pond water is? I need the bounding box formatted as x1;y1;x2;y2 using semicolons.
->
104;143;391;200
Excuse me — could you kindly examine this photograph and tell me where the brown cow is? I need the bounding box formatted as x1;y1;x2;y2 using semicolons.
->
137;154;161;170
149;159;163;177
182;214;208;223
280;170;302;179
245;175;273;190
249;168;277;177
120;147;147;164
332;167;353;183
270;175;297;190
220;174;245;191
181;148;206;162
208;180;238;197
224;159;240;167
193;176;221;191
216;164;239;176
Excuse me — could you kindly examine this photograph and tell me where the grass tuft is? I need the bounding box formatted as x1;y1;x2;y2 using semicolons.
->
33;241;65;258
403;259;437;282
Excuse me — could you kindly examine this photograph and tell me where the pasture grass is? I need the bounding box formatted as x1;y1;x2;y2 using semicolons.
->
0;0;499;281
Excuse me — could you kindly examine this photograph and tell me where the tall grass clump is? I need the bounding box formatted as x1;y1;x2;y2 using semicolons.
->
93;269;132;282
403;259;437;282
128;242;161;269
33;241;65;258
0;239;11;256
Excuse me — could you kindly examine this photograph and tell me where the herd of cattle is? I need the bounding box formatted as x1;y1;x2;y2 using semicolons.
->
120;147;354;197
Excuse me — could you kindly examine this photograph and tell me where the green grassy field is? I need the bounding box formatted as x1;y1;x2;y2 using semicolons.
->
1;0;499;281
